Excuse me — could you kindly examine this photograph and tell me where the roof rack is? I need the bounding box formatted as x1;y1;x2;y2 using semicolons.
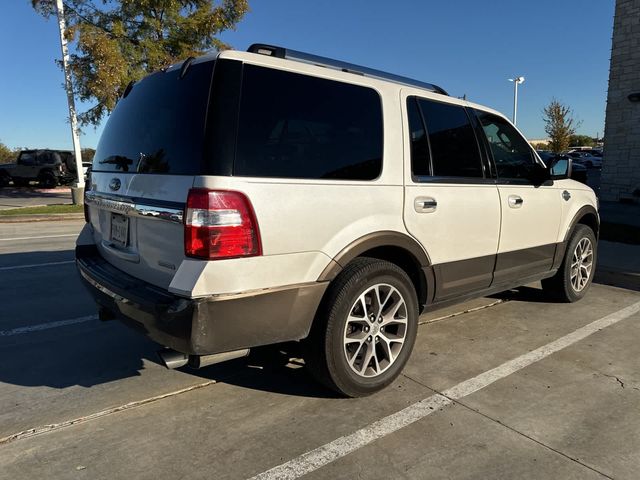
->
247;44;448;96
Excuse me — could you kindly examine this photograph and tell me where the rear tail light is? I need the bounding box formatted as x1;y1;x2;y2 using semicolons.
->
184;188;262;260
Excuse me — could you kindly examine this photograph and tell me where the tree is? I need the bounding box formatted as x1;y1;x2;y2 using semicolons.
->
542;99;580;154
32;0;249;126
569;134;596;147
81;147;96;162
0;142;17;164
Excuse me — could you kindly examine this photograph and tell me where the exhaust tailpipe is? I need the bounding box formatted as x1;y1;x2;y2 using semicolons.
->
189;349;250;369
158;349;189;369
158;348;249;370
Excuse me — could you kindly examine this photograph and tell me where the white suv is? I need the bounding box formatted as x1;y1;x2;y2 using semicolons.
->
77;44;599;397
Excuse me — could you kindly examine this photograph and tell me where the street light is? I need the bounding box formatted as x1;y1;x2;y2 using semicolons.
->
508;76;525;126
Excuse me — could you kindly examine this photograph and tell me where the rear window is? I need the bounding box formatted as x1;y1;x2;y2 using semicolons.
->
234;65;383;180
416;98;483;178
92;61;214;175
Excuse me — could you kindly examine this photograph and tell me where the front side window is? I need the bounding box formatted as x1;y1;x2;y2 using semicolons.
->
416;98;483;178
235;65;383;180
475;110;536;180
18;152;36;166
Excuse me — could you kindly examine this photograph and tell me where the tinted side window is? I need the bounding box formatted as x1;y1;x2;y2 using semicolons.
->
235;65;383;180
418;98;483;178
407;97;430;177
18;152;36;165
475;110;535;180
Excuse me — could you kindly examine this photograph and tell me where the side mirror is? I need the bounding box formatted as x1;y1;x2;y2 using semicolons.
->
548;156;572;180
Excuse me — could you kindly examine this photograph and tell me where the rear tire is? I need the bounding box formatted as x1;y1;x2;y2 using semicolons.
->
304;257;419;397
542;225;597;302
38;171;57;189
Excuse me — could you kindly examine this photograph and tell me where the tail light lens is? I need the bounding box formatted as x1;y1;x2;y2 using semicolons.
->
184;188;262;260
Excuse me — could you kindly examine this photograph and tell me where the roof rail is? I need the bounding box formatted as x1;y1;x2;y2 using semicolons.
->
247;43;448;96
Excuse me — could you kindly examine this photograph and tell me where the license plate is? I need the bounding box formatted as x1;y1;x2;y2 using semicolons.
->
110;213;129;247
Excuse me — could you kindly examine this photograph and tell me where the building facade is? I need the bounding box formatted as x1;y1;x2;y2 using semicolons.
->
601;0;640;202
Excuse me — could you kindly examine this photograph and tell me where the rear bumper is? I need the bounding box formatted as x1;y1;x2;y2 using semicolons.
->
76;245;328;355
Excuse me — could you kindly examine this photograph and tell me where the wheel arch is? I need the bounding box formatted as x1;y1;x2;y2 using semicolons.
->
564;205;600;242
317;231;434;310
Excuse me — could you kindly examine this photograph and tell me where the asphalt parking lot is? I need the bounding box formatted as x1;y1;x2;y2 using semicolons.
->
0;187;72;210
1;220;639;479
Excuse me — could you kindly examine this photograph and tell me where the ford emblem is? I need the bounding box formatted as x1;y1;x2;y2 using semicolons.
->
109;178;121;191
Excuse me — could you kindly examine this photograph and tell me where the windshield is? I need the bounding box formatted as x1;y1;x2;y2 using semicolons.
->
93;60;214;175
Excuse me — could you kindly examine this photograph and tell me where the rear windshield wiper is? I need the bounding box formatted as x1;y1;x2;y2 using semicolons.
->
99;155;134;172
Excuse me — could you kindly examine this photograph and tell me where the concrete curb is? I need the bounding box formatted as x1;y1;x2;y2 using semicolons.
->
0;213;85;223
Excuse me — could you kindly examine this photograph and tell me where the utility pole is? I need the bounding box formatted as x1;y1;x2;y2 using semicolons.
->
509;76;525;126
55;0;85;203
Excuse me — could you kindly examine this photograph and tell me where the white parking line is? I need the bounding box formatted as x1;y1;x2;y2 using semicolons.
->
0;260;75;271
249;300;640;480
0;315;98;337
0;234;77;242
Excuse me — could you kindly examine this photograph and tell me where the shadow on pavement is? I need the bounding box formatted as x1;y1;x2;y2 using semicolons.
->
0;249;75;267
188;344;338;398
0;247;333;397
490;285;551;303
1;320;335;398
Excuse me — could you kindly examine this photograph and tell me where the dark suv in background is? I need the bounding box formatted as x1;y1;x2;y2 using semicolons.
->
0;149;78;188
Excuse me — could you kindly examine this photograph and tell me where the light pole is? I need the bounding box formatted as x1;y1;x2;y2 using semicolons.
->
55;0;85;203
508;76;525;126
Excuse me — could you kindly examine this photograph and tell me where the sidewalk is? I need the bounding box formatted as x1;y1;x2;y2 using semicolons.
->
595;240;640;291
599;200;640;245
583;197;640;290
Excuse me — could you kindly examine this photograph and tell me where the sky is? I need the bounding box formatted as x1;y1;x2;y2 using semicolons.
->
0;0;615;151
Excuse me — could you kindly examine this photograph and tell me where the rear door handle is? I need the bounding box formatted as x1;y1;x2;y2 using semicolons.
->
508;195;524;208
414;197;437;213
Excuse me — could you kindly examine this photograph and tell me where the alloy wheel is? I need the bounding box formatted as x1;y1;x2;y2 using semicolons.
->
343;283;408;378
571;237;593;292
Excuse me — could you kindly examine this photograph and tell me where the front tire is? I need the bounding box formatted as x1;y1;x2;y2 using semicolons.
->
38;171;57;189
305;257;419;397
542;225;597;302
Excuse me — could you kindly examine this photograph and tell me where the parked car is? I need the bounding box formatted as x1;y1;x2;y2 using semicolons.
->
77;44;599;397
537;151;588;183
0;149;77;188
567;151;602;169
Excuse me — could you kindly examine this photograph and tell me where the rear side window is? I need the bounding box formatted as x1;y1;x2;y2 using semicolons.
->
417;98;483;178
234;65;383;180
407;97;430;177
93;61;214;175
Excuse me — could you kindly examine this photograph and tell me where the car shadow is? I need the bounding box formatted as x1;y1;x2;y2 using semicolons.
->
489;285;551;303
0;248;334;398
186;343;339;399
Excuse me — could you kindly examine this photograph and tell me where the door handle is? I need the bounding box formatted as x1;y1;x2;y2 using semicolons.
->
414;197;437;213
508;195;524;208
